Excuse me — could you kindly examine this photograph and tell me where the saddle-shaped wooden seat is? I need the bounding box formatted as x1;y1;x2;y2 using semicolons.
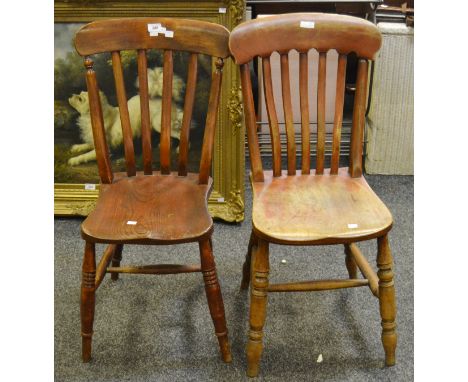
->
81;173;213;244
252;168;392;244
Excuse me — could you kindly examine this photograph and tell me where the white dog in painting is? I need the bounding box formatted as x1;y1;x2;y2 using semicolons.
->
140;67;186;102
68;68;188;166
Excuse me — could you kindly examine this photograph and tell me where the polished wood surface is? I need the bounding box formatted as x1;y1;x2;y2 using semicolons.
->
331;54;347;174
84;58;113;184
246;239;269;378
267;278;369;292
75;17;231;58
347;243;379;297
251;168;392;245
160;50;173;175
75;18;231;364
262;57;282;177
240;63;264;182
82;173;213;244
80;242;96;362
229;13;382;65
316;52;326;174
178;53;198;176
106;264;201;275
199;239;232;363
231;13;396;377
110;244;123;281
299;52;310;175
280;54;296;175
95;244;117;288
199;58;224;184
137;49;152;175
111;51;137;176
377;234;397;366
349;59;369;178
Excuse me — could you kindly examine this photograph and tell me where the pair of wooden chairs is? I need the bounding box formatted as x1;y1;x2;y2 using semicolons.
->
75;13;396;378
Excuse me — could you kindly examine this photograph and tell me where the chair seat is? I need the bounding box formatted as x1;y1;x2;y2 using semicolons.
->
251;168;393;244
81;172;213;244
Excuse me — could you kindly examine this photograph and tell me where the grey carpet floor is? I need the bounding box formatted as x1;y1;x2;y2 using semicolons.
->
54;174;413;381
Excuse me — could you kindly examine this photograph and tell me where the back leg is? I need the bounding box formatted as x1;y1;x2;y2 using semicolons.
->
344;244;358;279
241;230;257;290
110;244;123;281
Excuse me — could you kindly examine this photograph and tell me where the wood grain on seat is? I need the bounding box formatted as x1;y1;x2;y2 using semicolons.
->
252;168;392;244
81;173;213;244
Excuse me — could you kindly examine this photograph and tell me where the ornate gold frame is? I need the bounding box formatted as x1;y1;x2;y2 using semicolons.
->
54;0;245;222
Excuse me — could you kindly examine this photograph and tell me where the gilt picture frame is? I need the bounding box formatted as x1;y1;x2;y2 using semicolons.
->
54;0;246;222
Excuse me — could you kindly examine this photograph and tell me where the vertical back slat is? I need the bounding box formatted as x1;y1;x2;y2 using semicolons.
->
199;58;223;184
330;54;348;174
262;57;282;177
299;52;310;175
178;53;198;176
240;63;264;182
84;57;113;184
137;49;152;175
280;54;296;175
160;50;173;175
349;58;369;178
111;51;136;177
316;52;327;175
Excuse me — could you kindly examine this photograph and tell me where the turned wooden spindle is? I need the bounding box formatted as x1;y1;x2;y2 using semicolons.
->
199;239;232;363
246;239;270;377
80;241;96;362
377;234;397;366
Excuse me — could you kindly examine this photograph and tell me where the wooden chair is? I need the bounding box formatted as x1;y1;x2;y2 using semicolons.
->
74;18;231;363
230;13;396;377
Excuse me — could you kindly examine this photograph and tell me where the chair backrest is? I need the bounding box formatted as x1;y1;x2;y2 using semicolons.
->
74;17;230;184
229;13;382;181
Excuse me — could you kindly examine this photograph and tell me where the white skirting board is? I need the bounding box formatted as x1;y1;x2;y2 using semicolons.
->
365;22;414;175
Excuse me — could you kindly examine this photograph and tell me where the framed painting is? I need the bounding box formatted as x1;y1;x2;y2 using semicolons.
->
54;0;246;222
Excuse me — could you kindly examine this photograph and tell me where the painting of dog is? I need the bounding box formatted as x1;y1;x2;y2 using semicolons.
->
68;88;186;166
55;22;211;183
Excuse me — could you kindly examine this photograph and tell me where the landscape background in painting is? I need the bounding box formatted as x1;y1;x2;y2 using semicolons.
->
54;23;212;183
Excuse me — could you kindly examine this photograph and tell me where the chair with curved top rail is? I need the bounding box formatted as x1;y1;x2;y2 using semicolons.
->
74;17;231;363
230;13;397;377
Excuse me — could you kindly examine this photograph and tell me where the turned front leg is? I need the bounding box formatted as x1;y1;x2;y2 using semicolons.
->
199;239;232;363
246;239;269;377
377;234;397;366
81;241;96;362
241;230;257;290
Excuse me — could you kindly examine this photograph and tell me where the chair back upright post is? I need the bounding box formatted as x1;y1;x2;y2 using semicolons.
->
229;13;382;180
74;18;230;184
